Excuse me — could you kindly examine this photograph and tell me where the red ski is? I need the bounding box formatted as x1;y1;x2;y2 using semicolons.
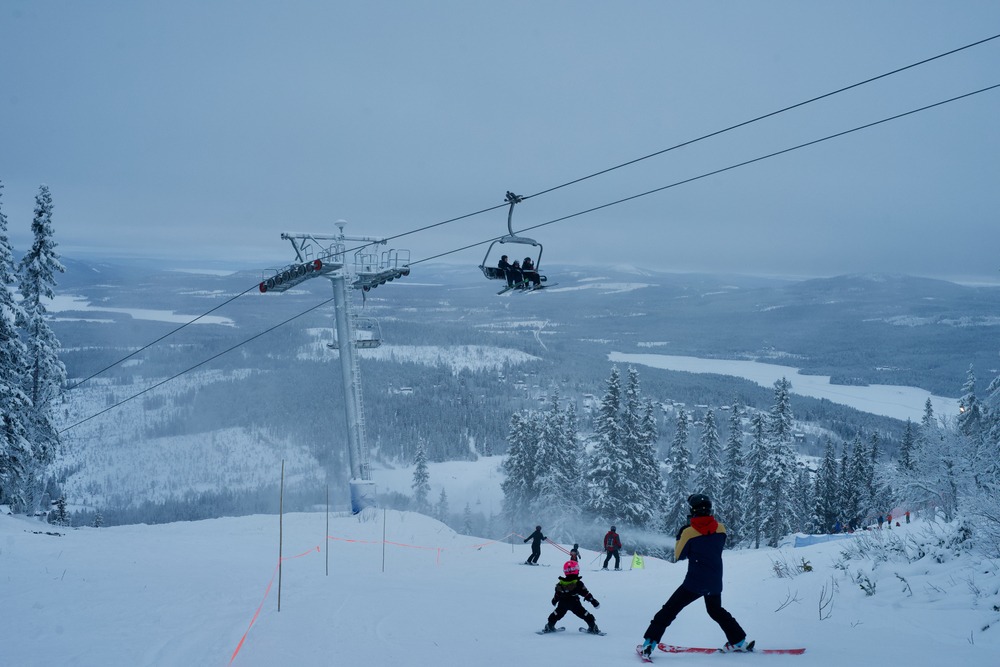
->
659;642;805;655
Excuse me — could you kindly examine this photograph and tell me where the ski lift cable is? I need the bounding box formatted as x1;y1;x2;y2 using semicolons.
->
56;81;1000;433
49;283;261;402
340;32;1000;256
520;32;1000;203
411;82;1000;265
58;297;335;434
52;35;1000;395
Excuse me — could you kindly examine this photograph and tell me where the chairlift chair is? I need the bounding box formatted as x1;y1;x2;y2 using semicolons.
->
478;191;547;289
326;317;383;350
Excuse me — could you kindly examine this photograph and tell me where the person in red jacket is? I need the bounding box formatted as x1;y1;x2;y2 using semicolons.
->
602;526;622;570
638;494;751;658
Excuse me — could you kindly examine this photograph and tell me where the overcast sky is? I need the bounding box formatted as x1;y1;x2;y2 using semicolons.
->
2;1;998;281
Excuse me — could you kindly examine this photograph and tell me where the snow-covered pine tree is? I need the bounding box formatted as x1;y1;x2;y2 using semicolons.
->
501;411;539;525
0;181;34;510
584;367;630;526
51;493;69;527
838;443;856;528
976;372;1000;546
983;374;1000;491
616;368;661;527
794;465;816;534
661;408;691;532
762;378;796;547
693;409;722;505
845;435;868;525
957;365;983;439
411;441;431;514
743;412;767;548
719;400;745;546
17;184;66;472
813;437;840;533
534;392;580;532
463;503;473;535
435;488;449;523
633;397;664;527
898;419;916;473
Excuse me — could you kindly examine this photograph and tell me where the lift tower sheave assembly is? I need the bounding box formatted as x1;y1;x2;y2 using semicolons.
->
261;221;410;513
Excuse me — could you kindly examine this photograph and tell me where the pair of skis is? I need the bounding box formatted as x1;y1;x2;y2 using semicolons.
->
535;626;606;636
497;281;554;295
637;640;805;661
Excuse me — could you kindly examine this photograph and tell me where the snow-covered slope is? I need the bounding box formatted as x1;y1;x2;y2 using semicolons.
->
3;507;997;666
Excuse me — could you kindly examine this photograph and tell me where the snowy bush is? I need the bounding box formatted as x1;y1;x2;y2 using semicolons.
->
769;551;813;578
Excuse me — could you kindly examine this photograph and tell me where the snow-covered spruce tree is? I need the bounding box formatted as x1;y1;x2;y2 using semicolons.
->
719;400;745;547
501;410;539;526
463;503;473;535
795;465;816;534
845;435;868;526
584;367;631;527
615;368;662;527
661;407;691;532
982;373;1000;490
898;418;916;474
534;392;581;533
17;184;66;472
762;377;796;547
435;488;449;523
957;365;983;439
693;409;722;505
813;437;841;533
0;182;34;510
633;397;664;526
867;432;894;517
743;412;767;548
972;370;1000;551
837;451;853;528
411;441;431;514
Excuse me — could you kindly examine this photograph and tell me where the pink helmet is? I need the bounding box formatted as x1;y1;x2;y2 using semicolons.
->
563;560;580;576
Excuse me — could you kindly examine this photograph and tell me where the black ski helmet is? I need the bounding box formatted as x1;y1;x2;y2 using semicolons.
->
536;525;542;531
610;526;616;531
688;494;713;517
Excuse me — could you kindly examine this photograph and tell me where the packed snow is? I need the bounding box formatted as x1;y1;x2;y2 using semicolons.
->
3;498;998;666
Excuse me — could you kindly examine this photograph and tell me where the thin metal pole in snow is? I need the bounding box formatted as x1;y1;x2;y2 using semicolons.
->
278;460;284;612
381;508;387;573
325;483;330;577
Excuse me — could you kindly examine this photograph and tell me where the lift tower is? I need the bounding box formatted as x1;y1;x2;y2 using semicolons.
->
259;222;410;512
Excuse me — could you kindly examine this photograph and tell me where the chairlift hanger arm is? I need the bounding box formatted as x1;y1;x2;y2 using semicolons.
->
505;190;523;236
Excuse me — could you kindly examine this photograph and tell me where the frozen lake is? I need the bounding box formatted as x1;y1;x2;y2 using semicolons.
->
609;352;959;423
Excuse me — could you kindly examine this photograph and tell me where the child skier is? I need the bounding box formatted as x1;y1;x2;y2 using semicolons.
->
638;494;750;658
542;560;601;634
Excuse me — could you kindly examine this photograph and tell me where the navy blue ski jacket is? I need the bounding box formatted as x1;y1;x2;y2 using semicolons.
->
674;515;727;595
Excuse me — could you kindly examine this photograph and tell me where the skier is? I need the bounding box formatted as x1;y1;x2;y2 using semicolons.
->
542;560;601;634
569;543;580;561
602;525;622;570
638;494;751;659
524;525;545;565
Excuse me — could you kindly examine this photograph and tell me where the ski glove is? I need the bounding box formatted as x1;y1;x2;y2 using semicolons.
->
592;600;600;608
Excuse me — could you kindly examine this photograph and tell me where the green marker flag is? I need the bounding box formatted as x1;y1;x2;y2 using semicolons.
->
631;553;644;570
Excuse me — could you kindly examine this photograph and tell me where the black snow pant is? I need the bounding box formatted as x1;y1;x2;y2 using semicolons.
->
548;598;596;630
603;548;620;569
527;544;541;564
643;585;745;645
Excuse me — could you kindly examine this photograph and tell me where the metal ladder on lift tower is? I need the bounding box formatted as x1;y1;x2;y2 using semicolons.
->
345;298;372;481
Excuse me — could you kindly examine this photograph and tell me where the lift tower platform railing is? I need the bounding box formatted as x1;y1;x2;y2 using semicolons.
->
260;222;410;513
